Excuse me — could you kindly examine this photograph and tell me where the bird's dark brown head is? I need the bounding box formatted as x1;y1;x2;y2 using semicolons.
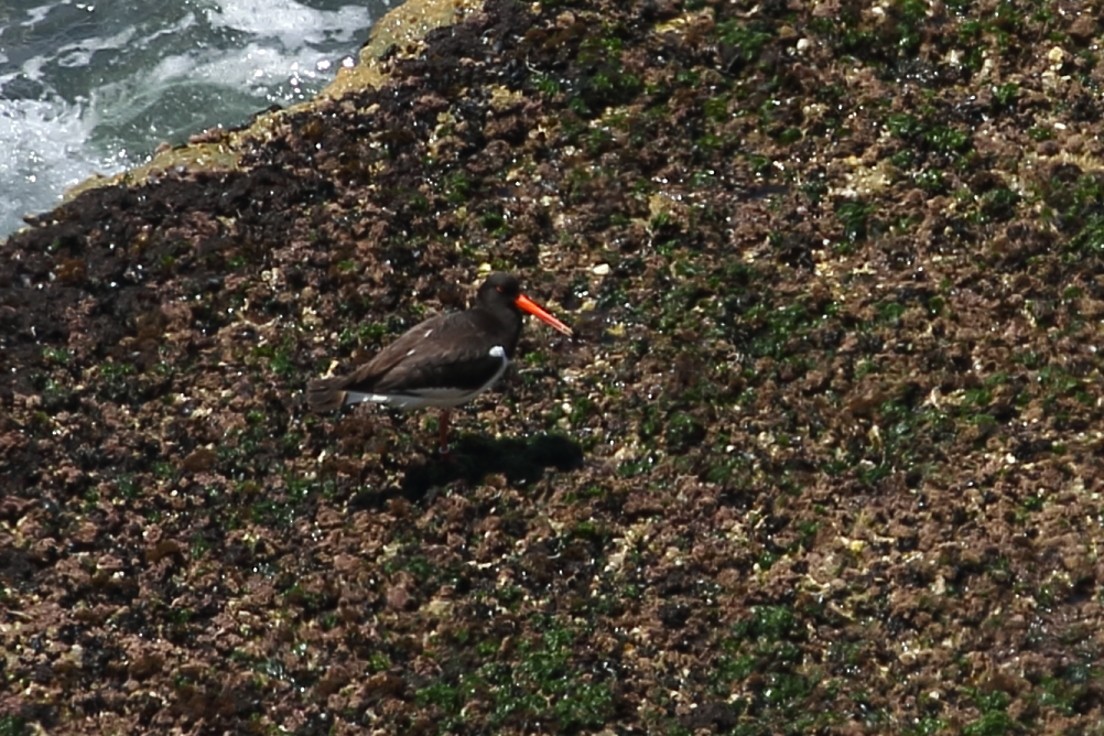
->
479;272;522;305
477;272;573;337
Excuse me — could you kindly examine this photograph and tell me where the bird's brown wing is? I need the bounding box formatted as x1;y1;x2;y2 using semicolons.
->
343;309;515;395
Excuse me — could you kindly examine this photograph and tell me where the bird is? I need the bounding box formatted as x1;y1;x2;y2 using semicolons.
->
307;272;573;452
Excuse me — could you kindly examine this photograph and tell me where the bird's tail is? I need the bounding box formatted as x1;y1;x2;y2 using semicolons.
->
307;376;349;413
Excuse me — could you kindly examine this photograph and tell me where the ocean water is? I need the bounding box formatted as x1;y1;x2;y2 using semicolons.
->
0;0;390;241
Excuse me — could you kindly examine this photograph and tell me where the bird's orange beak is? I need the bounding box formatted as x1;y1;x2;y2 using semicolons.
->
515;293;574;337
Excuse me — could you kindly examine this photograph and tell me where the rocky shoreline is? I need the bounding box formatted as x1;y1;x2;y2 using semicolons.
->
2;0;1103;733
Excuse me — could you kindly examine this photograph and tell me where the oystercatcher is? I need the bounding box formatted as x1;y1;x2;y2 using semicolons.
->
307;272;573;451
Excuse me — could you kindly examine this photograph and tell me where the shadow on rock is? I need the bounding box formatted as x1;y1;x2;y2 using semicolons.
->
401;432;584;499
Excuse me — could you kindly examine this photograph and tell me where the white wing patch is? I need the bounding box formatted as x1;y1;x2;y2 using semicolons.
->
344;391;389;405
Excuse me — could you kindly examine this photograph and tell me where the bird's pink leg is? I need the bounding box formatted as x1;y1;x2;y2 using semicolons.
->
437;409;451;454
